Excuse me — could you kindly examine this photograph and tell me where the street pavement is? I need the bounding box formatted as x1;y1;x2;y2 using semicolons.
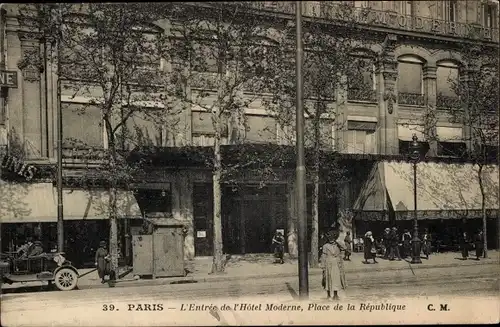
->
1;263;498;326
2;250;499;292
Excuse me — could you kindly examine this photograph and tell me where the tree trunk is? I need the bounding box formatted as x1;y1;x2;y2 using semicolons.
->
109;186;119;274
211;122;224;273
478;165;488;258
310;170;320;267
310;108;321;268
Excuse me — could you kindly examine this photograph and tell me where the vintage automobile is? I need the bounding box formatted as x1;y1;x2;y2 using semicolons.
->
0;251;80;291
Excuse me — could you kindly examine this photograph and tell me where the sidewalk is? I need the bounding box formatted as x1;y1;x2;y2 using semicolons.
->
80;250;499;288
2;251;498;291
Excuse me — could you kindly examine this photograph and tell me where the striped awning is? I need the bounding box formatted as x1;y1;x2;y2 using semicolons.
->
353;161;499;220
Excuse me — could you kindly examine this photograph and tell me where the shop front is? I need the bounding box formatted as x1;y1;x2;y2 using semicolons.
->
0;180;142;268
353;160;499;248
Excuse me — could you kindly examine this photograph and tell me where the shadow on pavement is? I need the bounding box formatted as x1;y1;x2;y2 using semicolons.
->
2;284;56;294
285;282;299;300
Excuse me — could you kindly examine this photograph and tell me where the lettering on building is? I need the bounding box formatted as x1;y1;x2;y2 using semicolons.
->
0;70;18;88
0;153;37;181
319;7;497;41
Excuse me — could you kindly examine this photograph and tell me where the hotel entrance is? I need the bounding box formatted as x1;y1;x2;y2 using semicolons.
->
225;185;287;254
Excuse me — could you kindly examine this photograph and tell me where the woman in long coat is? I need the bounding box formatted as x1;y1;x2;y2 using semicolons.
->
95;241;110;283
320;231;347;301
363;231;378;264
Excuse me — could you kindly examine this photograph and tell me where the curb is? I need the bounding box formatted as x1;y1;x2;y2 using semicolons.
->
98;259;498;289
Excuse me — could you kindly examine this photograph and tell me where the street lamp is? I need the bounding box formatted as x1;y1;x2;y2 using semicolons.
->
409;134;422;264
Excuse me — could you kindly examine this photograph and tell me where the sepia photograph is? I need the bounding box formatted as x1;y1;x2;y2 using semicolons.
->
0;1;499;326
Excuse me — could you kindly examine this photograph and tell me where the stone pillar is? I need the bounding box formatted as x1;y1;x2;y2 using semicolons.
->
17;32;44;159
423;65;438;156
379;34;399;155
286;178;297;258
172;172;195;260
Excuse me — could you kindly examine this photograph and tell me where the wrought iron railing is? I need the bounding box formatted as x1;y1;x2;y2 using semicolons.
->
241;2;499;43
436;94;462;110
398;92;425;106
347;88;377;102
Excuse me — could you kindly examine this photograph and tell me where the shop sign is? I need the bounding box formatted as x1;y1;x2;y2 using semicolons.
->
351;9;497;41
0;71;18;88
0;153;37;181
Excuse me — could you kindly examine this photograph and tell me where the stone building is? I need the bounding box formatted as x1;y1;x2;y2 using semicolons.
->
0;1;498;266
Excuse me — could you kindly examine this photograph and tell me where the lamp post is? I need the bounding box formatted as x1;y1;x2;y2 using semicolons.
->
295;1;309;298
409;134;422;264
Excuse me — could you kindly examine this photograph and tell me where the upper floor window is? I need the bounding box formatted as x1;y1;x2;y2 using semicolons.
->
482;2;497;28
345;120;377;154
397;56;424;95
354;1;370;8
444;0;458;22
61;102;104;158
437;62;459;98
381;1;395;11
399;1;413;16
348;55;376;102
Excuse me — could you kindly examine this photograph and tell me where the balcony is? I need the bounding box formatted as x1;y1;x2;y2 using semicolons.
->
347;87;377;103
240;2;499;43
436;94;461;110
398;93;425;106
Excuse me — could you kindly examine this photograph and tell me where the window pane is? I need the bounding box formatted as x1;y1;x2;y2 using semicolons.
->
135;189;172;216
398;62;422;94
125;110;163;148
62;103;103;148
437;66;459;97
244;116;276;144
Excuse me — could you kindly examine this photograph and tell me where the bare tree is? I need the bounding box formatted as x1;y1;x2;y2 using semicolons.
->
446;46;498;258
166;2;283;273
18;3;181;273
406;45;498;258
264;3;373;267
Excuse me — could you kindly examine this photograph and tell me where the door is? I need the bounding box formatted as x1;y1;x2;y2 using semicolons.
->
193;183;213;256
243;199;272;253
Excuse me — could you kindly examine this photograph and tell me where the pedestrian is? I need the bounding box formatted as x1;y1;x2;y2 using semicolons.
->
363;231;378;264
382;228;391;259
401;229;412;258
422;229;432;260
343;231;352;261
389;227;402;261
474;229;484;260
272;231;285;264
320;230;347;301
459;231;470;260
95;241;110;283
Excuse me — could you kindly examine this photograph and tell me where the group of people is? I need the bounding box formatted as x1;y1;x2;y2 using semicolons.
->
362;227;433;264
16;237;44;258
459;230;485;260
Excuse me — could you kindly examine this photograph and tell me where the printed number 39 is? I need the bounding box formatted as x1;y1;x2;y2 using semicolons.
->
102;304;116;311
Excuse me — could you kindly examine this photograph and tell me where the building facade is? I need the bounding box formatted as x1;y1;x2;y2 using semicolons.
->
0;1;498;265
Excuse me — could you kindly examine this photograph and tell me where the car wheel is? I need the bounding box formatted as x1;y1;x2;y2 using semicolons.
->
54;268;78;291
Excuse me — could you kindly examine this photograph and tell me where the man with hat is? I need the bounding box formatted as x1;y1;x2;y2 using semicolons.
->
95;241;110;283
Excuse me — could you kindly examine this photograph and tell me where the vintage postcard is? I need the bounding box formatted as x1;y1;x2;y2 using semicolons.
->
1;1;499;326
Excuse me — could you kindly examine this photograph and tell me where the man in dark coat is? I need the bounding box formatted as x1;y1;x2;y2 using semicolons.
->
459;231;470;260
382;228;391;259
389;227;402;261
474;230;484;260
95;241;110;283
